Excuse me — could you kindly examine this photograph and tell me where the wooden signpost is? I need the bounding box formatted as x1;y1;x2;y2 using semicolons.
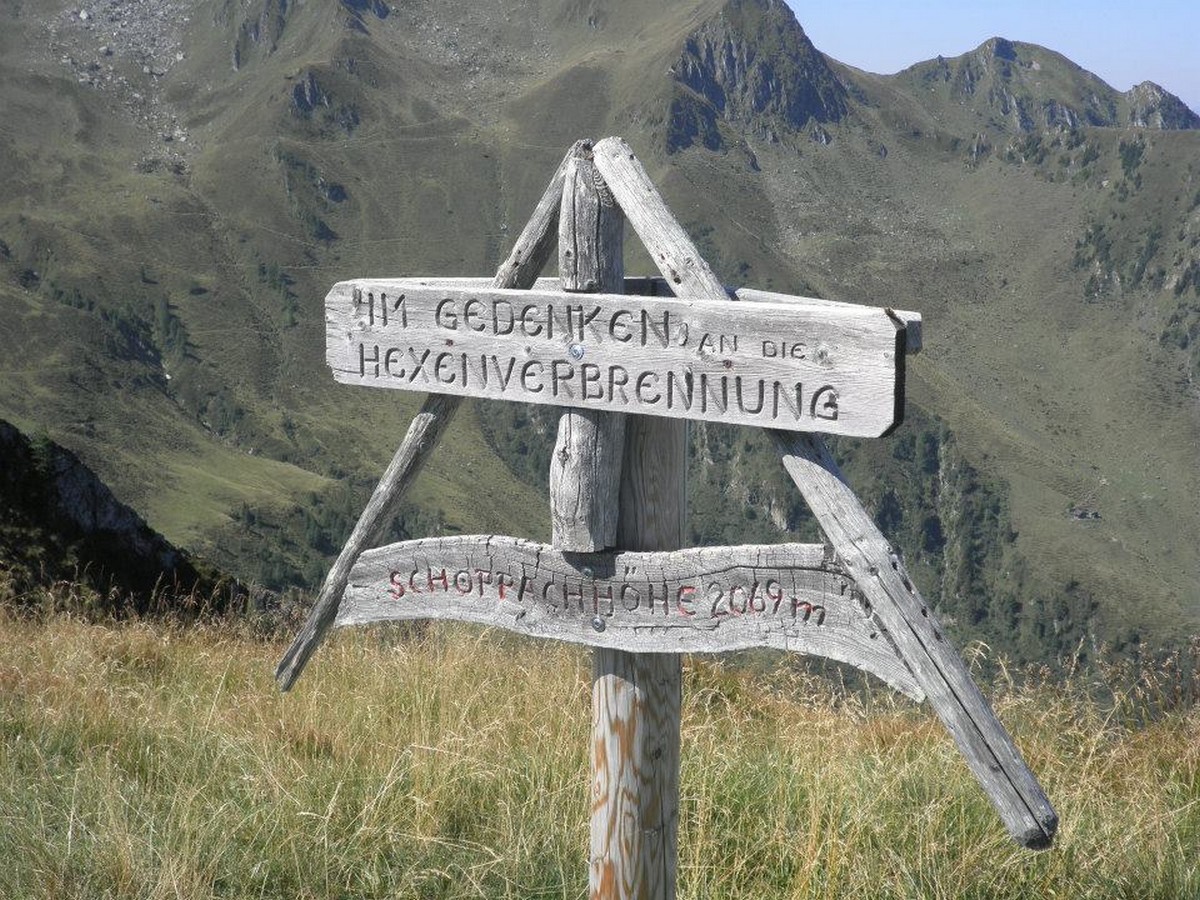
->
278;137;1058;898
327;280;908;437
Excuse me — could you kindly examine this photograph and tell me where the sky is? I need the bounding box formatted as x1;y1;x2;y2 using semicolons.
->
785;1;1200;116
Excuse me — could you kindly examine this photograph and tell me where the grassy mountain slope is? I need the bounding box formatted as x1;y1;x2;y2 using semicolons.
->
1;0;1197;661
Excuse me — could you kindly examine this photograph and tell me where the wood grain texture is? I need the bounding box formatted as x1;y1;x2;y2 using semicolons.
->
396;276;922;353
559;153;625;293
771;430;1059;849
274;141;581;691
592;137;724;300
587;141;685;900
551;409;627;550
336;536;922;697
591;649;680;900
551;151;627;551
326;280;904;436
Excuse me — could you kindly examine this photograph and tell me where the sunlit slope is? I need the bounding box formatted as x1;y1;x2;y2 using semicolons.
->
1;0;1196;653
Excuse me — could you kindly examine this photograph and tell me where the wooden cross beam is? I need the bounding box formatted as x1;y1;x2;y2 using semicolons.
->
276;138;1058;897
336;535;923;698
324;279;908;437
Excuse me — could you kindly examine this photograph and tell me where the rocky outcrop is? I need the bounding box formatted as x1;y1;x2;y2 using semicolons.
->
0;420;232;611
667;0;847;152
1126;81;1200;129
232;0;291;70
340;0;389;34
291;71;331;116
288;69;360;133
904;38;1197;134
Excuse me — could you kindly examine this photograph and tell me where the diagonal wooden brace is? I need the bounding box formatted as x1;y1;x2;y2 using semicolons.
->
771;431;1058;848
592;134;1057;849
275;140;588;691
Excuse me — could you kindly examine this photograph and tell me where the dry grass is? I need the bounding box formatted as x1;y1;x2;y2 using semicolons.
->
0;613;1196;898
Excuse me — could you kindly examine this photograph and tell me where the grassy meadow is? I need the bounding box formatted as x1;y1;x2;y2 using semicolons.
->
0;606;1197;899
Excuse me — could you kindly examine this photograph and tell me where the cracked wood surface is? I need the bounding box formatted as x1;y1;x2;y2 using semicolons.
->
337;536;923;699
772;430;1059;849
551;148;627;551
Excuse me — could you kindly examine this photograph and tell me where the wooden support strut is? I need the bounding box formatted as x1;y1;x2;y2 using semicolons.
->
769;432;1059;848
274;140;586;691
551;146;627;551
590;136;1057;850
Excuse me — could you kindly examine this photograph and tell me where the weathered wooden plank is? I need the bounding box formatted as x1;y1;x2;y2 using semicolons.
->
274;141;583;691
736;285;922;355
771;430;1059;849
337;536;923;698
551;151;627;551
413;276;923;355
325;280;905;437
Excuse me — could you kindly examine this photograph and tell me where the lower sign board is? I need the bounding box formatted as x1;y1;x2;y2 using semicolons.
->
338;535;923;699
326;279;908;438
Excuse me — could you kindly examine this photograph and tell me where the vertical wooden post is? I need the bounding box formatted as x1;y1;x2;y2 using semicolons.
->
551;147;626;551
590;418;685;899
549;142;683;898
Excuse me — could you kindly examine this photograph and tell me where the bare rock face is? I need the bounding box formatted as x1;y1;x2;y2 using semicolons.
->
340;0;390;34
0;420;230;611
667;0;847;153
1126;81;1200;129
906;38;1198;134
232;0;291;70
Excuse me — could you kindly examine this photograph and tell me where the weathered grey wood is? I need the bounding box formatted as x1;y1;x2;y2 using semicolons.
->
559;154;625;293
326;280;905;437
274;393;459;691
592;137;725;299
771;430;1058;849
592;649;680;900
594;136;1054;849
416;276;923;355
551;151;627;551
337;536;922;698
275;142;581;691
573;142;685;900
736;286;922;355
551;410;627;550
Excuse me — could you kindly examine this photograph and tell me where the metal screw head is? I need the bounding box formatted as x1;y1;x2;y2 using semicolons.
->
581;566;594;579
568;343;585;361
591;615;606;632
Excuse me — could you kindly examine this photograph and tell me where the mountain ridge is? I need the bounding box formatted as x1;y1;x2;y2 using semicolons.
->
2;0;1197;665
893;35;1199;133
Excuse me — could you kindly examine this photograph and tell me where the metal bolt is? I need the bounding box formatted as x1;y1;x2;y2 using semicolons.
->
591;615;606;632
568;343;585;361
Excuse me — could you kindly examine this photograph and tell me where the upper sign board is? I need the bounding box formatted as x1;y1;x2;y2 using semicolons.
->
327;278;909;437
